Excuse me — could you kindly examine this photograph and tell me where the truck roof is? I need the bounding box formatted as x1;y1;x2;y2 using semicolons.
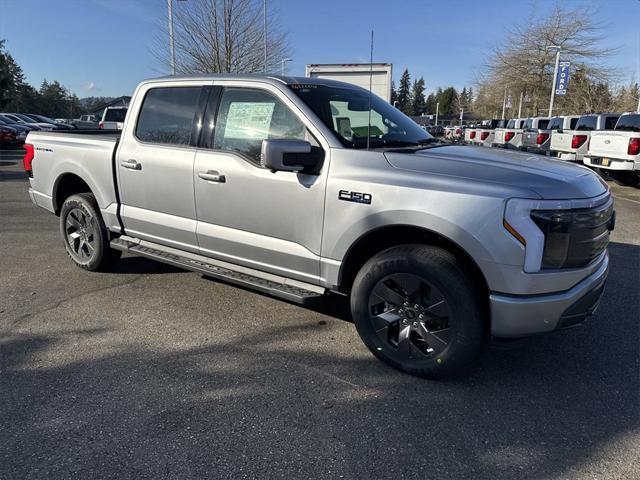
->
141;74;366;91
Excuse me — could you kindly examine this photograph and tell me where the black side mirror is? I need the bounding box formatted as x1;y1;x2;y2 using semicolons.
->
261;139;322;173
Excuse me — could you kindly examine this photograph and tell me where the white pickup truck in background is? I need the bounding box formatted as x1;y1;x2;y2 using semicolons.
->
584;112;640;185
551;113;619;162
99;106;128;130
496;118;526;149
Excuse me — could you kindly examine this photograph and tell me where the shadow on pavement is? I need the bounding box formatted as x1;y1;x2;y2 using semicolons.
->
1;241;638;479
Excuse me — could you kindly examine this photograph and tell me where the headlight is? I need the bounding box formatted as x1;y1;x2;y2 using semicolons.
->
504;196;614;273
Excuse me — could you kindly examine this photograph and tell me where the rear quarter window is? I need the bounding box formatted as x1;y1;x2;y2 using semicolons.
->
569;118;578;129
135;87;201;145
538;120;549;129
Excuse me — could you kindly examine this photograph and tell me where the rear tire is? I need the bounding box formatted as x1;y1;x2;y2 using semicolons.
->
350;245;485;378
60;193;121;271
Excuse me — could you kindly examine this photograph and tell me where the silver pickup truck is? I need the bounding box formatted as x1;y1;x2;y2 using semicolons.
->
24;74;614;378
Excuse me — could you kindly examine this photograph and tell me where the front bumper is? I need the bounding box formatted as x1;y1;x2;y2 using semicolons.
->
584;156;638;171
489;253;609;338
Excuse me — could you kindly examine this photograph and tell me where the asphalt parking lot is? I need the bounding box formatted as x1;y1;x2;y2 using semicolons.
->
1;148;639;479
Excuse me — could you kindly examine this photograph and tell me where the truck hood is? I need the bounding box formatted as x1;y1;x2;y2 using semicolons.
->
384;145;607;200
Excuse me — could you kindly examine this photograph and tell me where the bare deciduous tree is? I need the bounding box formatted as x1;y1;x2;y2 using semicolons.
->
474;3;619;117
155;0;291;74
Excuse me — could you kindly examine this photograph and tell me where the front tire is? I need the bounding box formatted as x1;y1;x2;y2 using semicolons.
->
60;193;121;271
350;245;485;378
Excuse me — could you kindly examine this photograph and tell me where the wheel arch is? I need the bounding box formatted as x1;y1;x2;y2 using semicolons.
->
52;173;93;215
337;224;490;316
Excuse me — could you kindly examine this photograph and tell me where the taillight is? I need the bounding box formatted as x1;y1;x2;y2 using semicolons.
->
470;131;476;139
571;134;588;149
629;138;640;156
481;132;490;141
23;143;34;175
98;121;104;129
455;128;461;134
536;133;549;145
504;131;515;142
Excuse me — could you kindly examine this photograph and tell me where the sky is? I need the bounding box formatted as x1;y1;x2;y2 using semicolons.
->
1;0;639;98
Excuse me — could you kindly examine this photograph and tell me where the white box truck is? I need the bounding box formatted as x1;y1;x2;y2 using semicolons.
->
305;63;393;102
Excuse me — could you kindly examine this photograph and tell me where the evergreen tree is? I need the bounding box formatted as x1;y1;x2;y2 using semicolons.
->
397;69;412;114
390;80;397;105
411;77;426;115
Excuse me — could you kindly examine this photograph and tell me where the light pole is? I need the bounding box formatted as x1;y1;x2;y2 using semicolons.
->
546;45;561;117
168;0;175;75
518;91;524;118
280;58;291;75
263;0;268;72
168;0;186;75
435;102;439;126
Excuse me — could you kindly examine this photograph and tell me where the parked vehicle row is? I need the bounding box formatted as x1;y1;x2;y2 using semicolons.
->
450;110;639;186
0;112;81;148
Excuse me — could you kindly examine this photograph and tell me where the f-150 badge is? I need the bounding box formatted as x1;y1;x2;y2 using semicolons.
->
339;190;372;205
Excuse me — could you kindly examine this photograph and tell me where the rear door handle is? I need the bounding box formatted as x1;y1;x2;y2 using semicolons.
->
198;170;225;183
121;159;141;170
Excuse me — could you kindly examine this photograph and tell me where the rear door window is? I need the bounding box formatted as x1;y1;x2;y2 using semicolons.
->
136;87;201;145
538;120;549;129
576;116;597;131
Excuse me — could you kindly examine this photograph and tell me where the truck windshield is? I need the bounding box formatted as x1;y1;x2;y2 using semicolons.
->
614;114;640;132
288;83;432;148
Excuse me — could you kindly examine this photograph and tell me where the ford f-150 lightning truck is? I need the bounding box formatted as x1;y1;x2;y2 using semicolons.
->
24;75;614;378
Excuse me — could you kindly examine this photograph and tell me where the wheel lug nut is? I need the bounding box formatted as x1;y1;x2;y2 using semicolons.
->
414;304;420;309
398;309;404;314
403;302;409;307
402;319;409;325
419;314;424;319
412;322;418;328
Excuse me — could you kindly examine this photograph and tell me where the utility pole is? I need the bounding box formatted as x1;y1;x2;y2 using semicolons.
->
501;88;507;120
460;108;464;125
547;45;561;117
263;0;268;72
168;0;175;75
435;102;439;126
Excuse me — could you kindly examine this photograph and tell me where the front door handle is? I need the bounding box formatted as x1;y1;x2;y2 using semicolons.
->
198;170;226;183
121;159;141;170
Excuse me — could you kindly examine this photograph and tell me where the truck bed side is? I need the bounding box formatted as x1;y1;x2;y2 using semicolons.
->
26;130;121;230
